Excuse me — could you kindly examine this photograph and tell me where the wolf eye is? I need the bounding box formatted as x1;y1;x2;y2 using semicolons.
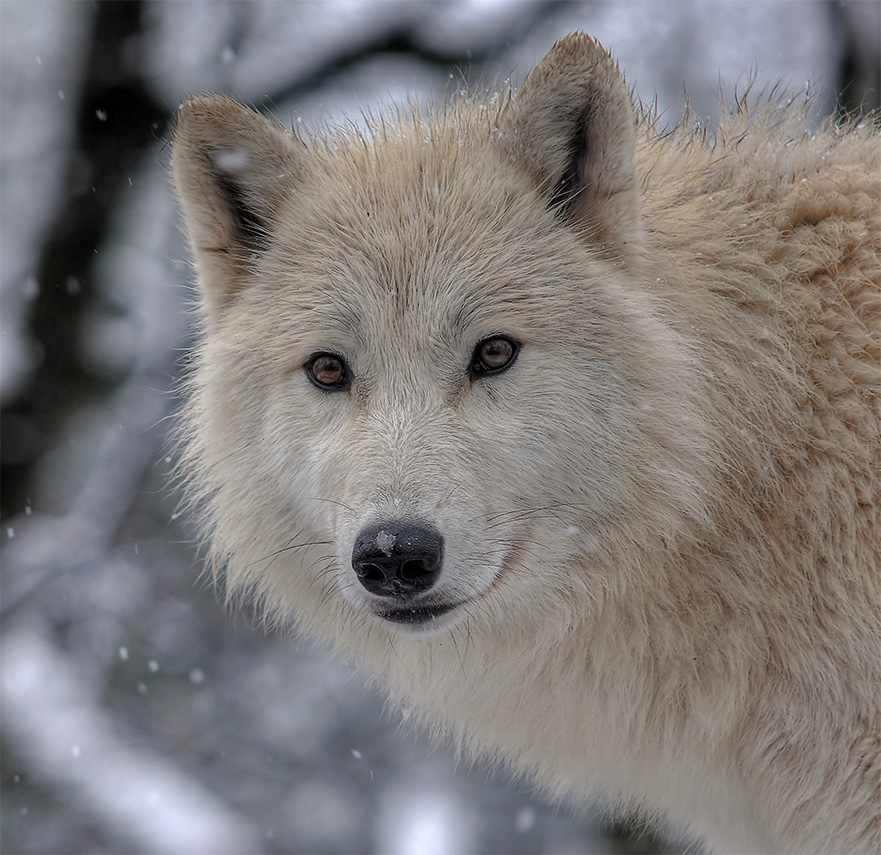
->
305;352;350;390
470;336;520;378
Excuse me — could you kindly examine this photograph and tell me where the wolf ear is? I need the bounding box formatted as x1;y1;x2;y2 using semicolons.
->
172;95;309;317
503;33;644;260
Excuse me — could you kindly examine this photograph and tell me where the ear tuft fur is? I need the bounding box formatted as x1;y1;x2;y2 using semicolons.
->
503;33;644;260
172;95;309;317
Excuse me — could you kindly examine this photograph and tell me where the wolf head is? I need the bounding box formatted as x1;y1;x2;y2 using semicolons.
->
173;35;710;646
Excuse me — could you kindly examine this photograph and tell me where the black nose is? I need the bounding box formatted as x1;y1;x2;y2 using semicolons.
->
352;522;444;599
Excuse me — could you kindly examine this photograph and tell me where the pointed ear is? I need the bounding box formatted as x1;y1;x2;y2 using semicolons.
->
172;95;309;317
503;33;644;260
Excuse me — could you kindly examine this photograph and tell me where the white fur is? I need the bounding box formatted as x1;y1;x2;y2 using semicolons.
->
173;34;881;853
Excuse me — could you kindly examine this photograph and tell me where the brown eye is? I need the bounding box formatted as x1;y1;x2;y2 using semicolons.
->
305;352;350;390
470;336;520;378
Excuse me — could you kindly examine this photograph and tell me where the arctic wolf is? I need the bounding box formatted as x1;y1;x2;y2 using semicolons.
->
172;34;880;854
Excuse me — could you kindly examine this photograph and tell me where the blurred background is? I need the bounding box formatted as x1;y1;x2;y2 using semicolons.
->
1;2;878;853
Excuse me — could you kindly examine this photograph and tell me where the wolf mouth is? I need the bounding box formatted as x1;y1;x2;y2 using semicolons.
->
374;538;526;627
376;601;462;625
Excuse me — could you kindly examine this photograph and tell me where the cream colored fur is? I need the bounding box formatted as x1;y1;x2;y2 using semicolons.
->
172;34;880;854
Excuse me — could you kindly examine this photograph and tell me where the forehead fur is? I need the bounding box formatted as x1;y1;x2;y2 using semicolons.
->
252;100;611;337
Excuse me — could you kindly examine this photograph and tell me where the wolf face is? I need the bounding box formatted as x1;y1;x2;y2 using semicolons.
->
173;36;706;640
180;134;635;636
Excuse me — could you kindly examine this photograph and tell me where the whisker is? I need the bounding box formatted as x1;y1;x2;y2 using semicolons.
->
241;536;333;574
308;496;358;514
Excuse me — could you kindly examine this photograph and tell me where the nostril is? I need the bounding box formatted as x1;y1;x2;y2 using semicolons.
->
352;522;444;599
359;562;385;582
400;558;428;580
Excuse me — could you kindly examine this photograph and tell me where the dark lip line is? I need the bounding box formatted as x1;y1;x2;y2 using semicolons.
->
376;600;462;625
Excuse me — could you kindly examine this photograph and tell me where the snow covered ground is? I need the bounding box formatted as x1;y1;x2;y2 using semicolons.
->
2;2;877;852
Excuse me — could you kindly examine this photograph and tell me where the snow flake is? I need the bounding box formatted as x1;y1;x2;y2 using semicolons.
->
375;529;396;556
